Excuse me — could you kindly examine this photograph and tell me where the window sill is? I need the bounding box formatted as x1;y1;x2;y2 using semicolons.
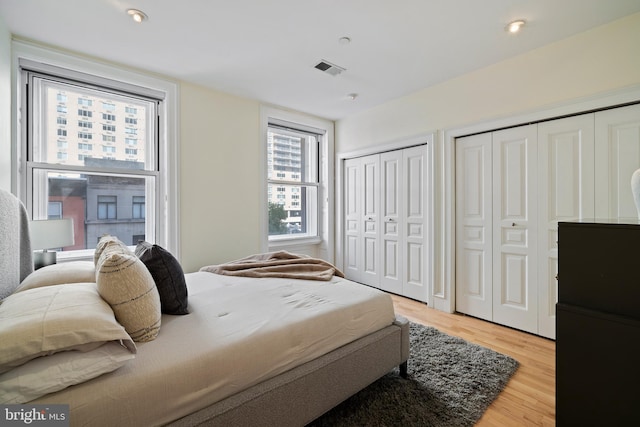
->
268;235;322;249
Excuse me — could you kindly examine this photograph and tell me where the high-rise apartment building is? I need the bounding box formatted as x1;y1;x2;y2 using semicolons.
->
48;87;147;166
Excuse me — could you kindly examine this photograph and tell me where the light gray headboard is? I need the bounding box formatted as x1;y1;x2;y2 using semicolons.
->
0;189;33;299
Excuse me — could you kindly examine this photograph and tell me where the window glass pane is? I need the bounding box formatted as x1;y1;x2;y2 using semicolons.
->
267;184;317;237
32;77;156;171
34;170;154;250
267;128;318;183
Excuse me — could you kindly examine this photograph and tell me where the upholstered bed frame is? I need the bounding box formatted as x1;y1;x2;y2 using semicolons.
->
0;188;409;426
171;318;409;426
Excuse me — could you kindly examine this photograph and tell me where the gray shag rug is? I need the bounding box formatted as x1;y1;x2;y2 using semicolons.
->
308;323;519;427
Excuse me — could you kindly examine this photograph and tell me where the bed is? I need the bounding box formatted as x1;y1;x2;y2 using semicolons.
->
0;189;409;426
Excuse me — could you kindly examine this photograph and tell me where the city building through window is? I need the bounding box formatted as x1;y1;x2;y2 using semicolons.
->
266;123;320;239
20;63;161;252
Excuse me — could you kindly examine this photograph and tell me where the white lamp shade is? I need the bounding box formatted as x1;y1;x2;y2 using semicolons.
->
30;218;75;250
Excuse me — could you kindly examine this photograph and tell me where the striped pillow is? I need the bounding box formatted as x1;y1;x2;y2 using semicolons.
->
96;239;161;342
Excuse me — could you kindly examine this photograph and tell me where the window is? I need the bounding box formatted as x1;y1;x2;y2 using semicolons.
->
19;59;162;253
57;117;67;125
125;106;137;114
57;105;67;113
132;196;145;219
266;123;320;239
48;201;63;219
102;113;116;121
125;117;138;125
97;195;117;220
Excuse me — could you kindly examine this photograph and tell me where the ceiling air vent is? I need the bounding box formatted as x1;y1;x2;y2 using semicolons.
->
314;60;346;76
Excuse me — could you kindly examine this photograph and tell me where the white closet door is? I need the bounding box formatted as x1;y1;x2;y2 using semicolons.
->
361;154;381;287
537;114;595;339
594;104;640;220
379;151;403;294
492;125;538;334
455;133;493;321
402;145;429;302
343;157;362;283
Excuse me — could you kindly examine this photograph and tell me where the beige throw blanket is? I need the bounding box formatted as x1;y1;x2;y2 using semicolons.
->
199;251;344;281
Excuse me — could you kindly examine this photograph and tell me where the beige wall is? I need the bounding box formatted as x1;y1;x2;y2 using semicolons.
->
336;13;640;152
0;13;11;191
179;82;262;272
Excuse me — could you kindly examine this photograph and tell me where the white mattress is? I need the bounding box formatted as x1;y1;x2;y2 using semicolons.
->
32;272;395;426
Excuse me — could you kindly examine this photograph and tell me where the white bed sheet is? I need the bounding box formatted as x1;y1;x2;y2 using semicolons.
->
31;272;395;426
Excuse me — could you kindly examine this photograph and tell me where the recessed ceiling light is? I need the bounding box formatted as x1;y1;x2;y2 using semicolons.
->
347;93;358;101
338;36;351;45
506;19;526;33
127;9;148;23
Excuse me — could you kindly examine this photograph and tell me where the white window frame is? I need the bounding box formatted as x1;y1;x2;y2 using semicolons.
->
11;40;180;259
260;106;334;261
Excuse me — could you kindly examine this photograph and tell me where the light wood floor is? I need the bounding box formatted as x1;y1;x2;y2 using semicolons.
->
391;294;555;426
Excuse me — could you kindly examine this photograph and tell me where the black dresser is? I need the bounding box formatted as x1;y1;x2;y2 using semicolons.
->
557;221;640;426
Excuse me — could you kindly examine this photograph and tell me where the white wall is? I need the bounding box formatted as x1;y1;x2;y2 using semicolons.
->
0;13;11;191
335;12;640;312
336;13;640;152
179;82;263;272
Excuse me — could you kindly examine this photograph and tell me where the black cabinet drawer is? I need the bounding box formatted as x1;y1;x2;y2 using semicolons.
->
558;221;640;319
556;303;640;426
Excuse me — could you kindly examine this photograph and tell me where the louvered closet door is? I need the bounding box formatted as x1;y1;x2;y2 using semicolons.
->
379;151;403;294
492;125;538;335
455;133;493;321
594;104;640;220
402;145;429;302
537;114;595;339
343;157;362;283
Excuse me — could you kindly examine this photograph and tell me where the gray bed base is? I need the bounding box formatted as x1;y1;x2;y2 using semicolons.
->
169;316;410;427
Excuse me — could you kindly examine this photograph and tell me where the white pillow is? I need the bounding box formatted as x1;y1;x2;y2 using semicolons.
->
0;341;135;404
14;261;96;293
96;250;161;342
0;283;136;374
94;235;133;266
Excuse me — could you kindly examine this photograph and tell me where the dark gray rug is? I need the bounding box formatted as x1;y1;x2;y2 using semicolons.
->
308;323;519;427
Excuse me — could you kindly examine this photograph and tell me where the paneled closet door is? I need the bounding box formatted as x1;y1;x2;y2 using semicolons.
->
343;157;362;283
455;133;493;321
402;145;429;302
594;103;640;220
379;151;403;294
361;154;381;287
492;125;538;335
537;114;595;339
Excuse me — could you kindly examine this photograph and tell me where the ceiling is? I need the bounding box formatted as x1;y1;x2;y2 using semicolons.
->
1;1;639;121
